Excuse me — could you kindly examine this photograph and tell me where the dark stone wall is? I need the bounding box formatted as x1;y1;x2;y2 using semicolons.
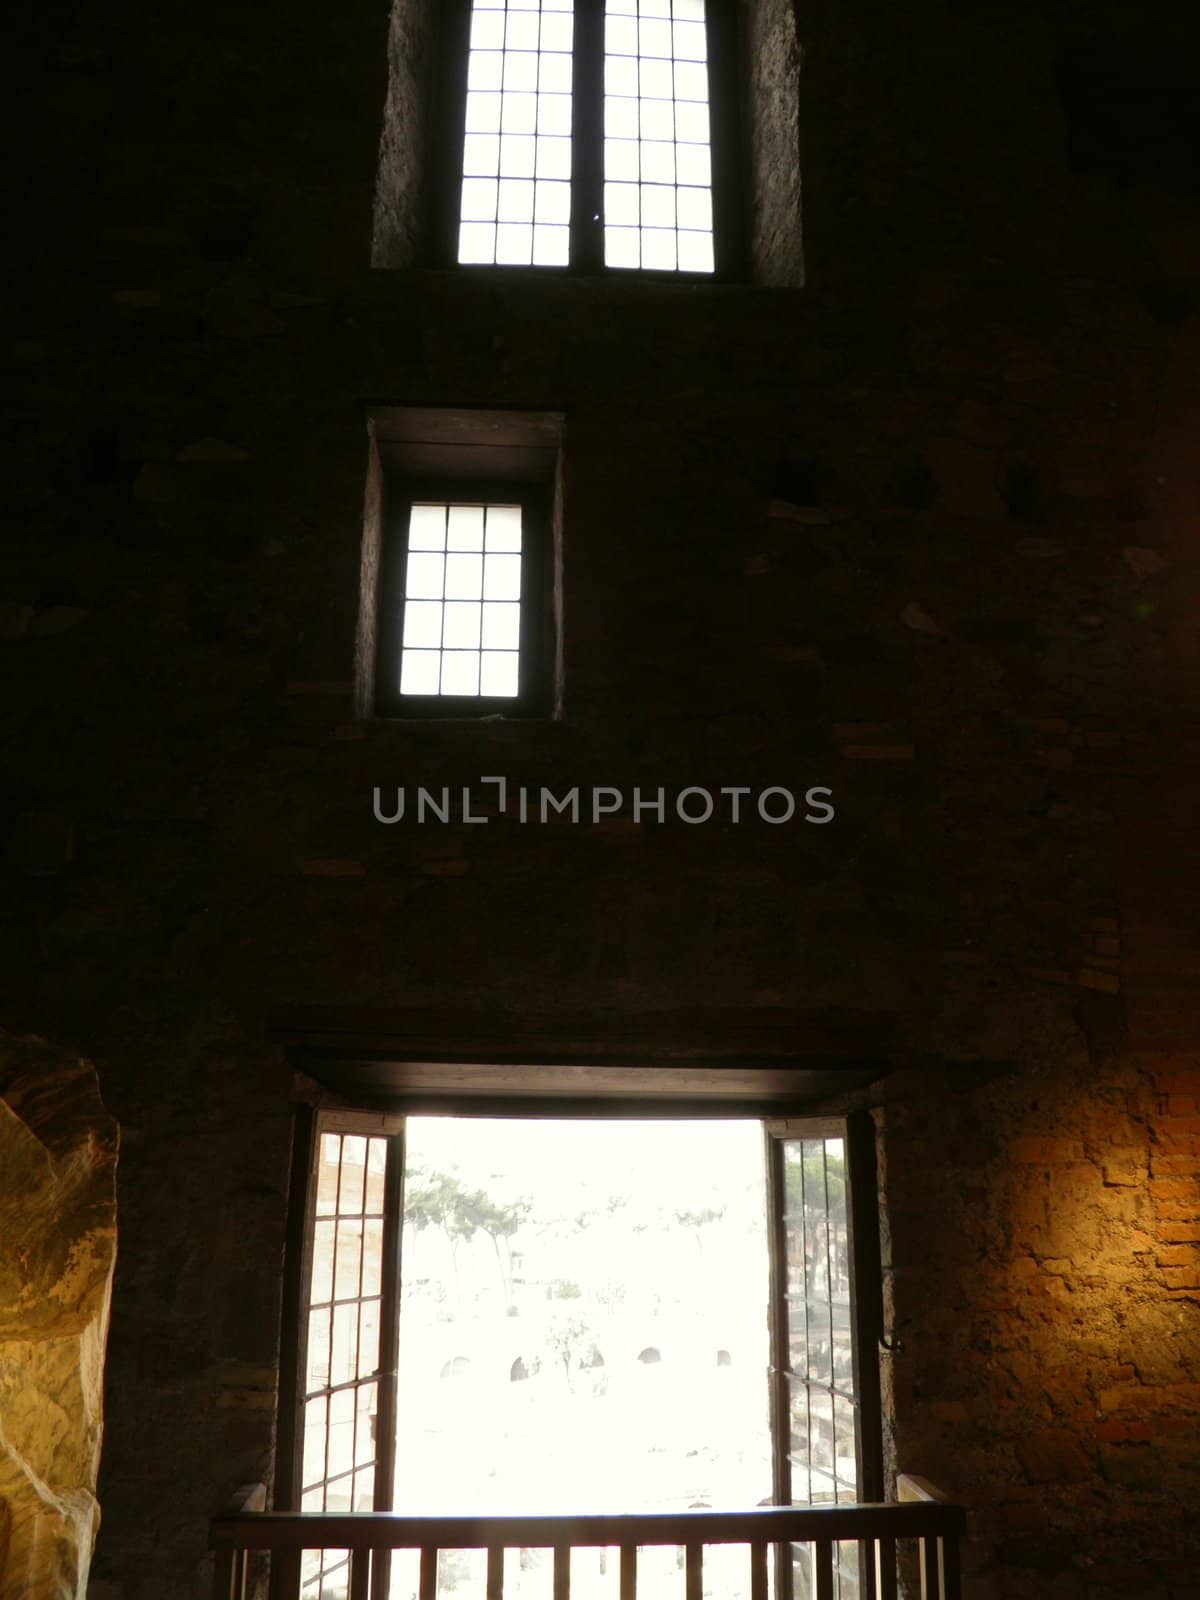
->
4;1;1200;1597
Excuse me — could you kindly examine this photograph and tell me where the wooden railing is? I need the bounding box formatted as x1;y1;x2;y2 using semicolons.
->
212;1477;964;1600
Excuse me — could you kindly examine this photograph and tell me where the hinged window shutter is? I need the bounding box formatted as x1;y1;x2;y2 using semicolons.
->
764;1115;883;1600
280;1110;405;1600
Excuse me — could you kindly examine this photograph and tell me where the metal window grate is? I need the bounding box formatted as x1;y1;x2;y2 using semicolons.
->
399;502;523;699
458;0;577;266
602;0;714;273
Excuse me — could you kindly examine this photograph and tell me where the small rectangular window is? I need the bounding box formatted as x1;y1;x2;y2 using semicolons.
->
397;501;524;699
382;485;548;714
359;409;563;720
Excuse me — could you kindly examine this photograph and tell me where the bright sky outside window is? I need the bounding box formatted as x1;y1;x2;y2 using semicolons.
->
399;503;523;698
603;0;714;272
459;0;576;267
385;1118;773;1600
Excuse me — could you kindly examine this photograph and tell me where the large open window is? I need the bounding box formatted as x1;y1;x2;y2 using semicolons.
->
276;1108;881;1600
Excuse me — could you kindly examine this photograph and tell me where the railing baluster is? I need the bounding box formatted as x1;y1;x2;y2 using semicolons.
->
873;1535;898;1600
211;1548;236;1600
213;1547;247;1600
420;1545;438;1600
620;1542;637;1600
554;1544;570;1600
749;1539;768;1600
938;1536;961;1600
919;1535;942;1600
811;1537;834;1600
685;1543;702;1600
276;1549;303;1600
349;1547;371;1600
487;1544;504;1600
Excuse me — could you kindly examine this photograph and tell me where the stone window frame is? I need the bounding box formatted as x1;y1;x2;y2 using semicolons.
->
372;0;804;286
356;407;565;722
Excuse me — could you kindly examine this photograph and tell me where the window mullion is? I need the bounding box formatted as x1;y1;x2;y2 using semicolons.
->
571;0;605;272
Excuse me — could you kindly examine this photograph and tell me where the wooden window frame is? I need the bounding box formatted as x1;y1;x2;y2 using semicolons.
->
428;0;746;281
361;406;565;723
275;1095;884;1600
374;477;555;720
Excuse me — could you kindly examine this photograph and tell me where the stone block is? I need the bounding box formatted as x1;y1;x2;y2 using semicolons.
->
0;1034;118;1600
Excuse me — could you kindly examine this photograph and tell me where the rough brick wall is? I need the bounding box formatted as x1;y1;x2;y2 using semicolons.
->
882;1055;1200;1598
4;0;1199;1597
